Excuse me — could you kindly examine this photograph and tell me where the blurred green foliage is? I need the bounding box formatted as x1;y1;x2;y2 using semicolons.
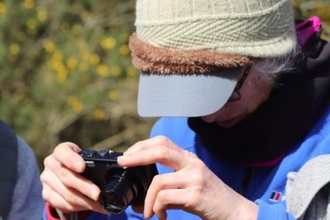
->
0;0;329;168
0;0;155;167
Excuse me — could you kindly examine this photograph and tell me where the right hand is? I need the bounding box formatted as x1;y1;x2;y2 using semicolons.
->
40;142;108;215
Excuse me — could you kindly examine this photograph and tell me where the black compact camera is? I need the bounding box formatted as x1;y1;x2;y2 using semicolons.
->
78;149;158;214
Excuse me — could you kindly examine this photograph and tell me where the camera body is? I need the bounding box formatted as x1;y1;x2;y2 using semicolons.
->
78;149;158;214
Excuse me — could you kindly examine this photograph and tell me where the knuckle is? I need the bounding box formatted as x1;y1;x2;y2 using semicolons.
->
132;140;145;148
42;189;50;201
155;145;170;156
185;189;202;207
190;158;206;170
62;192;78;206
43;155;53;167
53;142;76;155
63;203;76;213
40;171;47;183
157;189;170;202
190;173;205;186
53;144;64;154
151;147;172;163
154;135;171;146
185;150;198;159
57;169;71;185
152;174;165;187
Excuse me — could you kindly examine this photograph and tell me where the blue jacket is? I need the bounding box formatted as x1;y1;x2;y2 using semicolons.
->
79;106;330;220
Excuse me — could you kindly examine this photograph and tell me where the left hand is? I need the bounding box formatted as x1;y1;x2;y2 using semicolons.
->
118;135;258;220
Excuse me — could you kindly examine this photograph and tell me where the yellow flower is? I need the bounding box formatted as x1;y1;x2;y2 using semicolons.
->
23;0;35;9
108;90;119;101
90;54;100;65
100;37;116;50
43;40;56;53
94;109;105;120
46;59;62;70
37;7;48;22
72;101;83;113
9;43;20;55
67;96;83;113
110;65;121;77
0;3;6;16
119;44;130;56
53;50;63;60
56;67;68;84
66;57;78;69
97;64;109;77
26;18;37;30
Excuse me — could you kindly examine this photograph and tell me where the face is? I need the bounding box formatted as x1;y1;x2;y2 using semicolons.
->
201;66;276;128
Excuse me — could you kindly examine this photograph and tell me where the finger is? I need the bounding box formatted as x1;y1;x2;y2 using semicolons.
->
41;168;88;212
44;184;108;214
44;156;100;201
53;142;85;173
42;184;86;212
118;137;196;171
152;188;195;220
58;166;101;201
143;172;191;218
123;136;167;154
154;208;167;220
124;136;185;155
42;168;108;214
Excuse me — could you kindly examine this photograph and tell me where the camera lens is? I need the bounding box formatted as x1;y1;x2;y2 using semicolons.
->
100;169;139;214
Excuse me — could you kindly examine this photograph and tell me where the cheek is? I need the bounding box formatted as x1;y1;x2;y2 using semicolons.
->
208;75;274;125
218;93;260;122
213;102;246;120
212;104;248;127
240;94;259;114
240;79;273;114
248;86;272;112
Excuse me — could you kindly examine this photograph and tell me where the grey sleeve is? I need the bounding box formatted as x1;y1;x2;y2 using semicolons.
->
7;136;45;220
286;154;330;220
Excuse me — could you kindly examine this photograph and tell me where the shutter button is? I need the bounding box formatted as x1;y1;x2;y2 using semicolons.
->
84;150;97;158
98;149;110;157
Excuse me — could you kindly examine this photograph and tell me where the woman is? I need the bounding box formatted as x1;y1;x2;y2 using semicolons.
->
41;0;330;219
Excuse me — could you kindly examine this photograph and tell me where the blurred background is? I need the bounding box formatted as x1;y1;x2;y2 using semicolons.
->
0;0;329;169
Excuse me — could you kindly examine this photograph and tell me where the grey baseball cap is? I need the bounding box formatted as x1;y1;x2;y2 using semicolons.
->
137;68;241;117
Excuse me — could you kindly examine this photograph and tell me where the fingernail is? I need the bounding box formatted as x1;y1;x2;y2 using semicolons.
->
117;155;126;163
76;162;84;173
91;187;100;201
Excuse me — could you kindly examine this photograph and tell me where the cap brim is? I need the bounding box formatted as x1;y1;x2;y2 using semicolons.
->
137;68;241;117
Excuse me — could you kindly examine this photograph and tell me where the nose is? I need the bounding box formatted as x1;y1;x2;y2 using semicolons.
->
201;114;216;123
